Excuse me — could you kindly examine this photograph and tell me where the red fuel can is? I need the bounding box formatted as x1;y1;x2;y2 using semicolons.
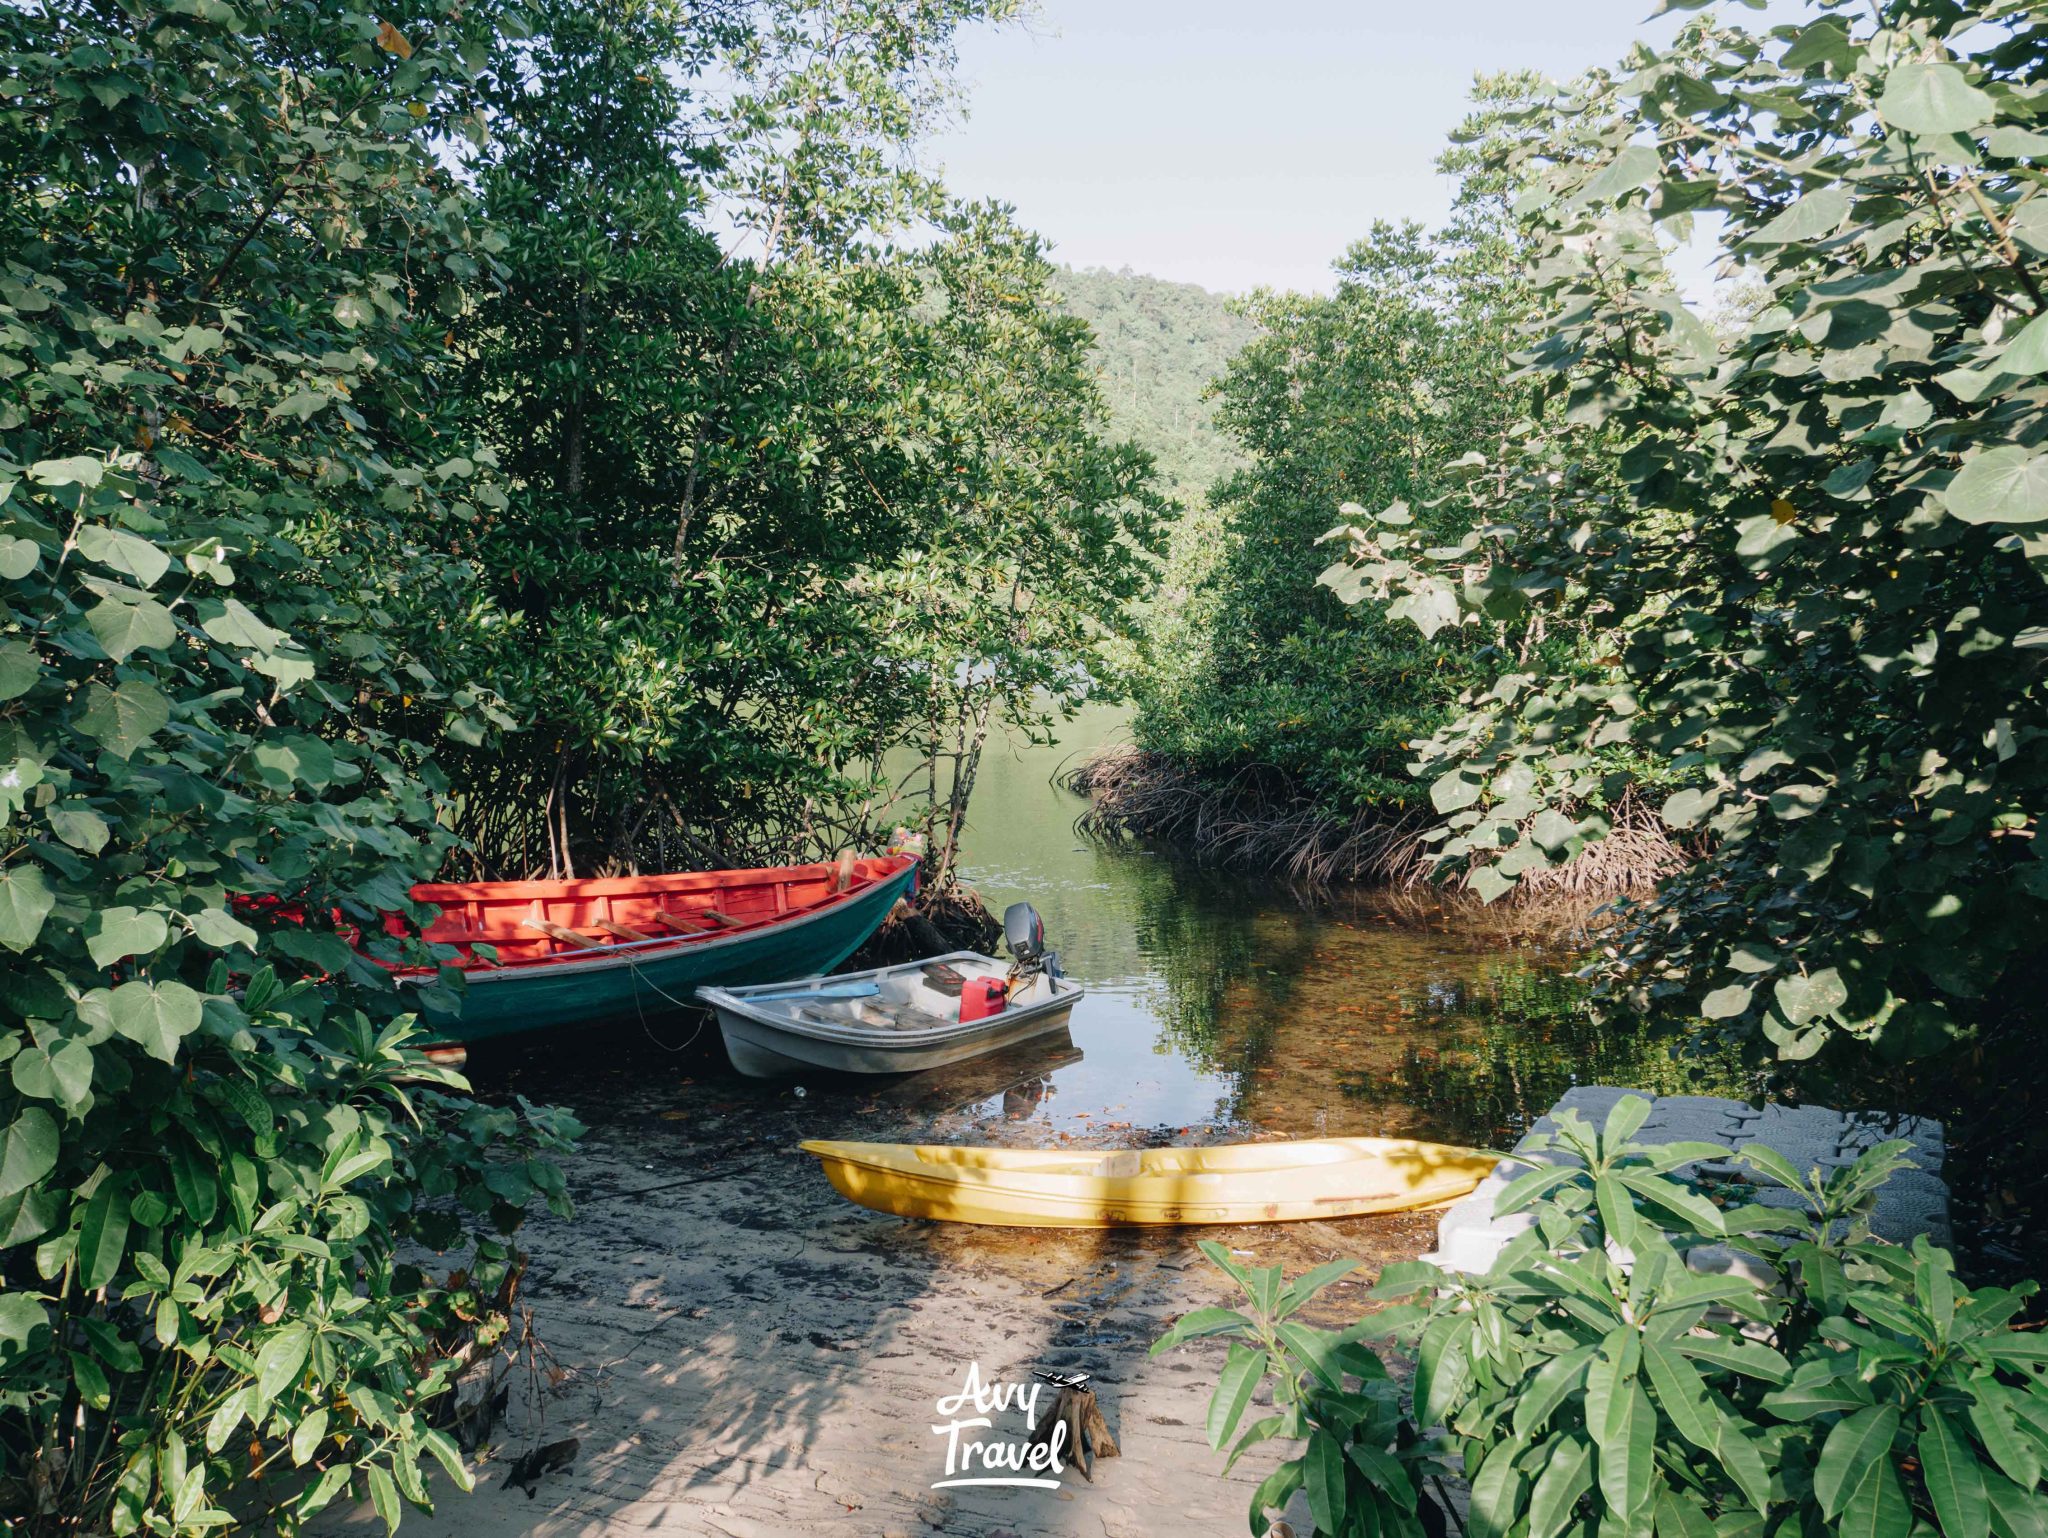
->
959;977;1009;1022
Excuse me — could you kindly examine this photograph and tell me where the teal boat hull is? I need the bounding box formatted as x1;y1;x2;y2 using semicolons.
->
415;861;918;1043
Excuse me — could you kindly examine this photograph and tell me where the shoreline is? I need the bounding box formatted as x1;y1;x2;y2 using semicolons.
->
326;1047;1436;1537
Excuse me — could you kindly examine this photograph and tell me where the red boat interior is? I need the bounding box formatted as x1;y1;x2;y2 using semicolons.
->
408;854;915;971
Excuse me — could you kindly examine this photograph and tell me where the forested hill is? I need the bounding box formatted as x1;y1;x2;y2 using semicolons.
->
1054;265;1259;502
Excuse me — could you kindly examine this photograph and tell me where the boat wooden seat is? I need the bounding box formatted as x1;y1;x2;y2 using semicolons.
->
651;907;747;933
521;919;612;950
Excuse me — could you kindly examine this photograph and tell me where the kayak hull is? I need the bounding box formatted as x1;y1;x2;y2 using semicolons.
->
798;1136;1499;1228
702;953;1082;1077
415;858;918;1043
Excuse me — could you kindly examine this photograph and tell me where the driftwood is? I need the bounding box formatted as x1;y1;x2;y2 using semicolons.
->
1027;1384;1119;1481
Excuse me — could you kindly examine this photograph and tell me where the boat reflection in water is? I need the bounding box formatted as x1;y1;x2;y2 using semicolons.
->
866;1031;1082;1124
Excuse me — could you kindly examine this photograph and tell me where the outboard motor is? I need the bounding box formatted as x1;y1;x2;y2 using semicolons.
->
1003;901;1061;980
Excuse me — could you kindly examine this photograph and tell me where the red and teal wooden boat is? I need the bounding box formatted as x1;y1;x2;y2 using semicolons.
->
399;854;919;1043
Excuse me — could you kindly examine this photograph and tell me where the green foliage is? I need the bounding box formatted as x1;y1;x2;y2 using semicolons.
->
1337;966;1754;1139
1319;2;2048;1061
1171;1096;2048;1538
4;0;1160;1529
1152;1240;1426;1538
1131;77;1560;822
1052;265;1259;503
445;0;1165;880
0;1;578;1530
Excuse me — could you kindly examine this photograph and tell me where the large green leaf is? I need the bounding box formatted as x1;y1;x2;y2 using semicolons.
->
1616;1171;1726;1236
168;1139;219;1226
2000;314;2048;379
1674;1335;1789;1382
0;639;38;700
46;803;110;854
86;596;177;662
1511;1343;1598;1440
1701;982;1753;1019
1274;1319;1348;1390
1715;1418;1774;1515
188;908;260;951
28;455;104;488
1152;1306;1252;1351
255;1324;311;1404
1347;1443;1414;1504
1303;1431;1348;1536
366;1464;401;1536
11;1038;94;1110
1657;1489;1717;1538
1602;1093;1653;1151
1279;1257;1359;1317
106;980;204;1063
73;680;171;759
1816;1405;1902;1519
1598;1381;1656;1528
1879;62;1994;136
0;1290;50;1363
1467;1436;1528;1538
252;735;335;790
1597;1172;1638;1246
1416;1311;1474;1425
1774;967;1847;1025
85;907;169;970
1584;145;1663;204
1206;1343;1265;1449
0;865;55;952
1921;1407;1990;1538
0;537;39;581
1985;1471;2048;1538
0;1108;59;1199
1748;185;1849;245
199;597;286;652
1642;1339;1717;1453
77;1182;131;1290
76;525;171;589
1968;1394;2041;1490
1946;447;2048;526
1222;1414;1288;1476
1840;1453;1912;1538
1528;1433;1594;1538
1431;771;1482;813
1759;1363;1874;1420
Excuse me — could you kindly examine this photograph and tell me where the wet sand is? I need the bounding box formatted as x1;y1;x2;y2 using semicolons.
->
338;1036;1440;1538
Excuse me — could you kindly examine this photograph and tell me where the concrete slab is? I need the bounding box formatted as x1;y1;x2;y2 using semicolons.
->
1424;1086;1950;1270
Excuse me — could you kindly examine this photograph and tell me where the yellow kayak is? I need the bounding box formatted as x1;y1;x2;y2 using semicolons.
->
798;1136;1498;1228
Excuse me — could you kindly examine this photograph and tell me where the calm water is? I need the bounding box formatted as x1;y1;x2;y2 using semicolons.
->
909;709;1724;1151
479;708;1731;1150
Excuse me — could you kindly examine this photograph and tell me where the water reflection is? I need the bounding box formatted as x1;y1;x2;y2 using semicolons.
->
482;708;1746;1151
942;710;1747;1151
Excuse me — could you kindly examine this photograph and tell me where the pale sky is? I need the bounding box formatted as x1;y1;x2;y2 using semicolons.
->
927;1;1745;297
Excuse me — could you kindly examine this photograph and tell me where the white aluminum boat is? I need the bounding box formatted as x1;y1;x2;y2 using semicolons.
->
700;949;1083;1078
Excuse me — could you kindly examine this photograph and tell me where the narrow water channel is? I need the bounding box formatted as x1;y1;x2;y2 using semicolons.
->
477;707;1737;1153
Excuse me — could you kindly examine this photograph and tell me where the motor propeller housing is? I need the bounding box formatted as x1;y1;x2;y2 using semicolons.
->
1003;901;1059;978
1003;901;1044;960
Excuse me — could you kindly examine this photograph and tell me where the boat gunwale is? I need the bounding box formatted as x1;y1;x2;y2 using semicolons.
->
410;853;913;904
797;1137;1500;1200
701;952;1083;1047
398;857;918;983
